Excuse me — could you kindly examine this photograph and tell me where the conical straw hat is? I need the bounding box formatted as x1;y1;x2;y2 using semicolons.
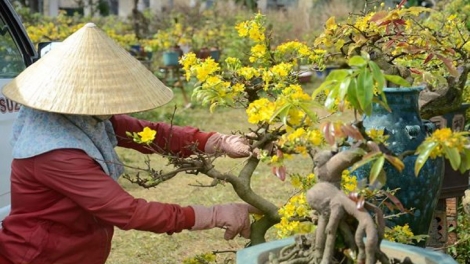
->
2;23;174;115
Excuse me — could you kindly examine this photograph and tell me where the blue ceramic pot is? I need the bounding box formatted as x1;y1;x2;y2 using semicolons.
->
236;237;457;264
352;87;444;238
209;49;221;62
162;51;180;67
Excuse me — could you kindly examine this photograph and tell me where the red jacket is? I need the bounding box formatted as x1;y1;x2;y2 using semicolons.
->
0;115;214;264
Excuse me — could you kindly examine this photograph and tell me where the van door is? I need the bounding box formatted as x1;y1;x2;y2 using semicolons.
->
0;0;37;221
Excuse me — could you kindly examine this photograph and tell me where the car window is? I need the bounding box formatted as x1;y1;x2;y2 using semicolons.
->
0;17;26;78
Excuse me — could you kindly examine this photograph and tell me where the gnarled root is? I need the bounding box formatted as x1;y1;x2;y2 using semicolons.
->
306;182;390;264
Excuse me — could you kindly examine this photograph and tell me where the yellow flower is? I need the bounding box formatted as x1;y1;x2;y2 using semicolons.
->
232;83;245;93
341;171;357;193
246;98;275;124
431;128;452;142
248;23;265;42
271;62;292;78
251;44;267;59
238;67;260;80
138;127;157;144
235;21;249;37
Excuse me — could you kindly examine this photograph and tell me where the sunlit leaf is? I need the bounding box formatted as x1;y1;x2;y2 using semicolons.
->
338;77;351;100
269;103;291;124
348;55;367;67
385;154;405;172
384;74;411;87
325;84;340;109
350;152;382;172
444;146;461;170
368;60;385;92
312;79;336;99
415;141;438;175
346;79;361;112
299;102;318;123
357;69;373;115
370;155;385;184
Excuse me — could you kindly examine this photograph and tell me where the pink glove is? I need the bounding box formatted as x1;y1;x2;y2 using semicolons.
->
204;133;251;158
191;203;257;240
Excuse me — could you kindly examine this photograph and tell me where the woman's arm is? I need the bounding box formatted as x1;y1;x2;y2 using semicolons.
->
110;114;215;157
33;149;195;233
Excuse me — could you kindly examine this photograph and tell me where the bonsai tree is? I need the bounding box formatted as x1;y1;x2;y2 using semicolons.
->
124;8;470;263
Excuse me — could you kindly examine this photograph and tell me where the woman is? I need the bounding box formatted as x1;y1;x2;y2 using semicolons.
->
0;23;258;264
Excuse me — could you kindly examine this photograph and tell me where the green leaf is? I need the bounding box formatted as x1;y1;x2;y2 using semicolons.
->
350;152;382;172
384;154;405;172
357;70;374;115
415;141;438;175
463;149;470;172
384;74;412;87
348;55;367;67
325;69;350;81
370;155;385;184
312;80;336;99
338;77;351;100
372;96;391;112
360;50;370;61
368;60;385;92
299;102;318;122
346;79;361;112
444;146;461;170
270;103;292;125
458;149;470;173
325;84;340;109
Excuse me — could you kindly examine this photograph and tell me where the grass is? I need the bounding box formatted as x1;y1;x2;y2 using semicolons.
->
106;79;353;264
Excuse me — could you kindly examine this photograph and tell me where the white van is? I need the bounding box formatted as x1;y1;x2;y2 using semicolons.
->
0;0;37;221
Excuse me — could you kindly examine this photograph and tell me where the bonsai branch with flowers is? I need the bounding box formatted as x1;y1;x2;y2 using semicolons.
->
123;5;470;263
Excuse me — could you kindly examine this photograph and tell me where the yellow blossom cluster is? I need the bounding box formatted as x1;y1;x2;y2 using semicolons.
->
384;224;418;244
424;128;470;158
341;170;358;194
275;170;358;238
275;192;314;238
366;128;389;144
182;252;216;264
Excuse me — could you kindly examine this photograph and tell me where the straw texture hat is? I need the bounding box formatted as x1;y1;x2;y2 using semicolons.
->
2;23;174;115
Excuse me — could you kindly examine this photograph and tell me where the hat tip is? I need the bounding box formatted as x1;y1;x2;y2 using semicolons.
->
84;23;97;28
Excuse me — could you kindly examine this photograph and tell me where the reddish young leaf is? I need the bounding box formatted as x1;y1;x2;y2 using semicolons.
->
409;68;422;75
398;0;407;8
272;166;287;181
383;191;407;213
321;122;336;146
423;53;434;64
436;54;459;77
370;11;389;23
393;19;406;26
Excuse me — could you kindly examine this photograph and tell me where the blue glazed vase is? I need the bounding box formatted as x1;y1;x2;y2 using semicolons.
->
162;50;180;67
352;87;444;239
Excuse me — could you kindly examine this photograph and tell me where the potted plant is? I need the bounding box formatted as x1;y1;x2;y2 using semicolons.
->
152;19;191;67
126;9;470;264
190;11;227;62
